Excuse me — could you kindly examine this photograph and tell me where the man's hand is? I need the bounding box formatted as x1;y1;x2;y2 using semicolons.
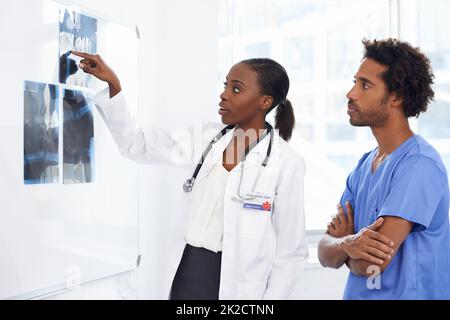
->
342;217;394;265
327;201;354;238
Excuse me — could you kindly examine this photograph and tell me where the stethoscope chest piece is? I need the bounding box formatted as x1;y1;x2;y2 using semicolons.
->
183;178;195;193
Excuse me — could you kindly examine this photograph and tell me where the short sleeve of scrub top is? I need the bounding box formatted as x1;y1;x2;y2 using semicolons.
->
377;154;447;232
339;151;371;220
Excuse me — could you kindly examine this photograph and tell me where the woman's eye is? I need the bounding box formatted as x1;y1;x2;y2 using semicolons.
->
223;81;240;93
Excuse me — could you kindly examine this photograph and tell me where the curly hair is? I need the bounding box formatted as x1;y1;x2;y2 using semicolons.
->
362;38;435;118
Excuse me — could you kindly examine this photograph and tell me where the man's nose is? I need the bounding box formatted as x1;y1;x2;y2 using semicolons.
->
346;85;357;101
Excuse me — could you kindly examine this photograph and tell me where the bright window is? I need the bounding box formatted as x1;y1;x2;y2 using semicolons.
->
218;0;450;230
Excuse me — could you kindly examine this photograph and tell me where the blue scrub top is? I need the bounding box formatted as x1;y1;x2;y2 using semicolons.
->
341;135;450;300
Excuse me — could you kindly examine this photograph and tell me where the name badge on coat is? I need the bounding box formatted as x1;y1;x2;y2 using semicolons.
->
242;192;272;212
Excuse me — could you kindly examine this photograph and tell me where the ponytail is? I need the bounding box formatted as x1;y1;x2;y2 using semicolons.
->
275;99;295;141
240;58;294;140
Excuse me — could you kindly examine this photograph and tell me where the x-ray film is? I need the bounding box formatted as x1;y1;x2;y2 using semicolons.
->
59;8;97;88
63;89;95;184
24;81;59;185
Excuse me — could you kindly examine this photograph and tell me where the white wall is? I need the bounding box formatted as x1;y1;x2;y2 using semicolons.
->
136;0;220;300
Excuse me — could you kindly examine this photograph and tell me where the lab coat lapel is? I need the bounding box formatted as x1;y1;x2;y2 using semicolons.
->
233;133;271;194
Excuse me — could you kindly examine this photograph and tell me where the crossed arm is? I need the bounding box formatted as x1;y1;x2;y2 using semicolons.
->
318;202;413;277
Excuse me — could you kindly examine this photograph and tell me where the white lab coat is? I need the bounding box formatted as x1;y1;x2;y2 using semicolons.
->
94;88;308;300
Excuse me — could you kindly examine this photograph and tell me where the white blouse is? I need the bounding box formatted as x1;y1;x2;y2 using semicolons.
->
184;159;230;253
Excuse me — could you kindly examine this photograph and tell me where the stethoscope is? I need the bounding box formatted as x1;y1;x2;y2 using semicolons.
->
183;122;274;202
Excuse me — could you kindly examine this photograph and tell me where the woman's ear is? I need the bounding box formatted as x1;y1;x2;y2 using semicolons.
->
259;95;273;111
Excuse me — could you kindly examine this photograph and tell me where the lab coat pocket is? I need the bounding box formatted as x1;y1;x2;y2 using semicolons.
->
236;281;267;300
239;209;272;239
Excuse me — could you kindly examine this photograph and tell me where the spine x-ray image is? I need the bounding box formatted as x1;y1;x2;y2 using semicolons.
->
63;89;95;184
24;81;59;185
59;8;97;88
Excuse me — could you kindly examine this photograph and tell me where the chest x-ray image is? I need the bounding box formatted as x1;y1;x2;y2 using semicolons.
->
59;8;97;88
63;89;95;184
23;81;60;185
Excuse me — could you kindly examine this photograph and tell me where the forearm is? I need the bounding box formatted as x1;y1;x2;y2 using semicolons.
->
317;234;349;269
95;88;198;166
345;258;380;277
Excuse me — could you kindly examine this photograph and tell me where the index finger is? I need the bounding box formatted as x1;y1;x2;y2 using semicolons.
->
71;50;98;60
337;204;346;224
367;229;394;247
345;201;354;225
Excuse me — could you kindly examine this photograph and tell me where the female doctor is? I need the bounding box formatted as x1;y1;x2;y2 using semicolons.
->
72;51;308;300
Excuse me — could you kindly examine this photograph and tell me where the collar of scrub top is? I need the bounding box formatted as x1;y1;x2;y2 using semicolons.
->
183;121;274;193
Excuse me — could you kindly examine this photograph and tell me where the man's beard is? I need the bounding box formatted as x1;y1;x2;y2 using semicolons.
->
349;95;389;128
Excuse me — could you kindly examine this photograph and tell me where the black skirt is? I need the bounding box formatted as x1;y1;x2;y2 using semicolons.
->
170;244;222;300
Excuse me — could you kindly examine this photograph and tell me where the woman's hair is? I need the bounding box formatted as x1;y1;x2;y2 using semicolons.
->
240;58;295;141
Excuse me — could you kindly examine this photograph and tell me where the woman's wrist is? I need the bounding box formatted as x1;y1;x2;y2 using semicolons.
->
108;78;122;98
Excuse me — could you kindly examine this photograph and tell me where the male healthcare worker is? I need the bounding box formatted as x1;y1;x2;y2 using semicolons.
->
318;38;450;299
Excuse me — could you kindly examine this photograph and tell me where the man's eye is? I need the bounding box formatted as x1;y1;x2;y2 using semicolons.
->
363;83;371;89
